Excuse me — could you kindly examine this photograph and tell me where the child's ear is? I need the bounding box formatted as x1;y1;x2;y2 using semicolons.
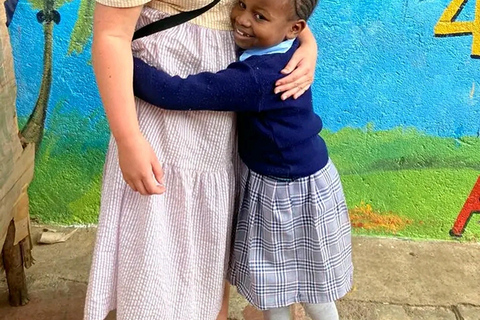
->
287;20;307;39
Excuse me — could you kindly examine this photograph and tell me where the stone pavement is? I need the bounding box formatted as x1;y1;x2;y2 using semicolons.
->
0;226;479;320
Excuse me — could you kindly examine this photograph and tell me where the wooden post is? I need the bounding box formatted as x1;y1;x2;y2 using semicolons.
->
0;1;34;307
2;220;29;306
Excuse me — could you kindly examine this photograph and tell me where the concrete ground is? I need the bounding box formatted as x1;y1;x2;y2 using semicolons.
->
1;226;479;320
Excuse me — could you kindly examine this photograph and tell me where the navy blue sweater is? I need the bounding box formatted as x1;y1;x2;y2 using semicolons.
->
133;41;328;179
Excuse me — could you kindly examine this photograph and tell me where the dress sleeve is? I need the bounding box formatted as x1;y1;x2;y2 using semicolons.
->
133;57;263;112
95;0;150;8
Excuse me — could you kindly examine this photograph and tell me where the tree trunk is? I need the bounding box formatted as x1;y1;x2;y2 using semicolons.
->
20;21;53;152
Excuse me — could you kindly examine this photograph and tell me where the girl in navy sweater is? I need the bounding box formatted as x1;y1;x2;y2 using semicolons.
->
133;0;352;318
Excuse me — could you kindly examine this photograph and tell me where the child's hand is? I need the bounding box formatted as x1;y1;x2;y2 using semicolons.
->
117;134;166;195
275;44;317;100
275;26;318;101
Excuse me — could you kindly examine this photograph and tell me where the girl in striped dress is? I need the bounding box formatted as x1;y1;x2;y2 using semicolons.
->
84;0;318;319
131;0;354;318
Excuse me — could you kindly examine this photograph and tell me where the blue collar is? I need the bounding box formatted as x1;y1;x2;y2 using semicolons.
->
239;39;295;62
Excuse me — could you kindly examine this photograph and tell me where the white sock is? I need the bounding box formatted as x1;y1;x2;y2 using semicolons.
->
263;306;291;320
302;302;339;320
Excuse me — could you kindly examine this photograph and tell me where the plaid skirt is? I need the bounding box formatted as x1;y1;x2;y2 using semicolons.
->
228;159;353;310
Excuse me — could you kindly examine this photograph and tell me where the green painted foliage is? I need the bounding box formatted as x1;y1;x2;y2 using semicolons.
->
25;117;480;240
24;103;108;224
28;0;75;11
325;127;480;175
323;127;480;241
28;0;43;10
68;0;94;55
342;168;480;240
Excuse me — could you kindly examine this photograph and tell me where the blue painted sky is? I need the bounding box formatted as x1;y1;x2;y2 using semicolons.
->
310;0;480;137
10;0;480;137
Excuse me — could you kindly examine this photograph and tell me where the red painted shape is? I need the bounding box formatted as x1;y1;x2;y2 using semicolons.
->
450;176;480;237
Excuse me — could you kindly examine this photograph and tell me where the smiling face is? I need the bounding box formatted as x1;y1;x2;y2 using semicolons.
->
230;0;306;50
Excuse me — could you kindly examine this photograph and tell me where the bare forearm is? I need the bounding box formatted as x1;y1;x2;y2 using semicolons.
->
93;36;139;141
92;3;143;143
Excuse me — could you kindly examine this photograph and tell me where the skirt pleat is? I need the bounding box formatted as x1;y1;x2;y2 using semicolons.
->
228;160;353;310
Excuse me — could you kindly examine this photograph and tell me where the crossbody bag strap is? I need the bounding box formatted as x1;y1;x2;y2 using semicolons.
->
133;0;221;40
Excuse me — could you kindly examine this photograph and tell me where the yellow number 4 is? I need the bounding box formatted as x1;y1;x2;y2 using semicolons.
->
434;0;480;58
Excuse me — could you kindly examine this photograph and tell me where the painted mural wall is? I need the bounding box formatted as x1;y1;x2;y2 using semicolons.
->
6;0;480;240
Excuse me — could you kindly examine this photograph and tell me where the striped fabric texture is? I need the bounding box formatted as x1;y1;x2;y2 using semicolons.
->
228;160;353;310
84;5;239;320
95;0;235;30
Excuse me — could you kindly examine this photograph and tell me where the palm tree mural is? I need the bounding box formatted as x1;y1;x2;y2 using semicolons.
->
20;0;94;152
20;0;59;151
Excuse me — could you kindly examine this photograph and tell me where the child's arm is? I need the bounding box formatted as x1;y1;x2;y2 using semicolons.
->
133;57;262;112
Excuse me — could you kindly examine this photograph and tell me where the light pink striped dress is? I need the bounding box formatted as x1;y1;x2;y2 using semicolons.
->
84;1;238;319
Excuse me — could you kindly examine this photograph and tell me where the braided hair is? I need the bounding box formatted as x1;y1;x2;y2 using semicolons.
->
293;0;318;21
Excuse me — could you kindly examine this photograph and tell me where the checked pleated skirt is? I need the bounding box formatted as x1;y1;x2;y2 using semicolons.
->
228;159;353;310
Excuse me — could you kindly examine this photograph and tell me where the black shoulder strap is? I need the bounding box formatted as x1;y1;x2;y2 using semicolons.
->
133;0;221;41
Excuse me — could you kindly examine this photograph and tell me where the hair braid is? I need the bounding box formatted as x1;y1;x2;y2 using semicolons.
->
293;0;318;21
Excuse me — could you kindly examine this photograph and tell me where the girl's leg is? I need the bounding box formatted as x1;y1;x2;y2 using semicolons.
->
215;282;230;320
263;306;291;320
303;302;339;320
